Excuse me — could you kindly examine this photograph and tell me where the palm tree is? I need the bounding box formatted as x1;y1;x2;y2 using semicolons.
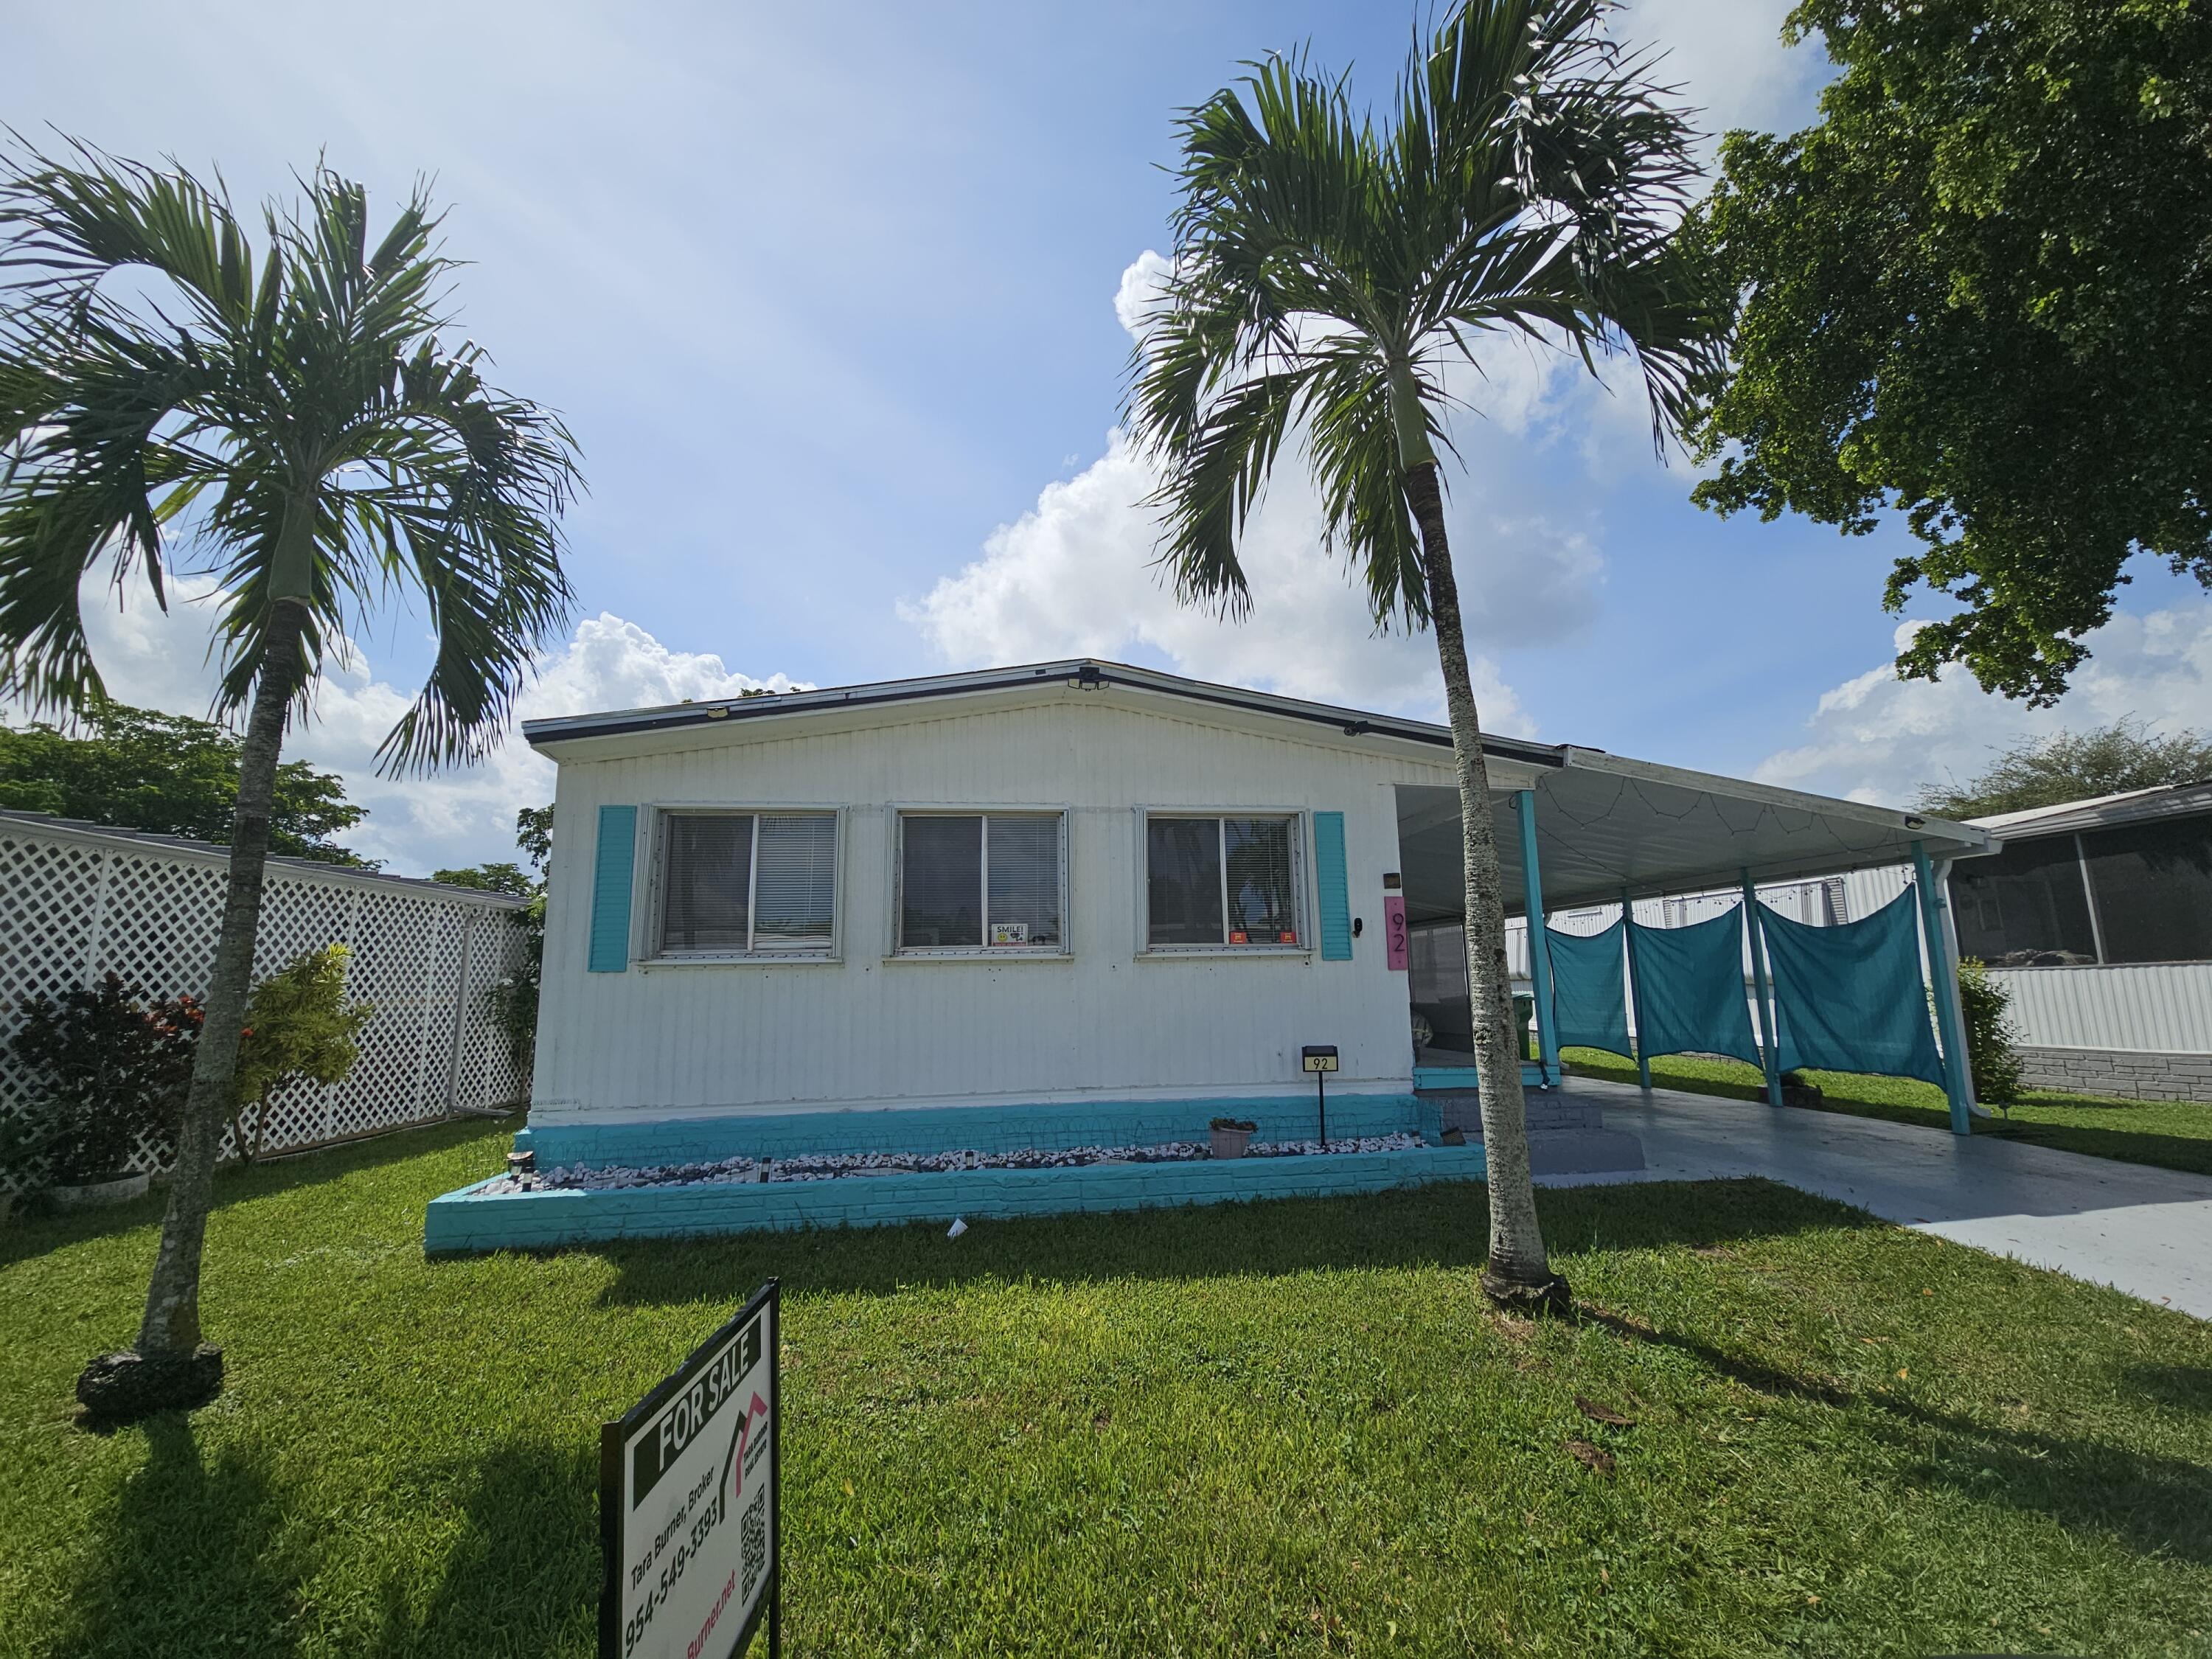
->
1127;0;1717;1309
0;141;578;1417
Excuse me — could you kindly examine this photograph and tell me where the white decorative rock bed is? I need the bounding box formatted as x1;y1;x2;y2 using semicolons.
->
484;1133;1427;1194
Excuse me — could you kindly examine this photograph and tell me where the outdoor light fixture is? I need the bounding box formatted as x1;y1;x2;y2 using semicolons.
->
1903;814;1925;827
1301;1044;1339;1147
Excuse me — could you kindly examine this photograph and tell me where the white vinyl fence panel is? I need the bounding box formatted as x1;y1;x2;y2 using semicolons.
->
1988;962;2212;1054
0;813;529;1183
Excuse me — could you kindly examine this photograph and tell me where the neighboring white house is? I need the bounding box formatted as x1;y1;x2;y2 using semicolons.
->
521;660;1989;1138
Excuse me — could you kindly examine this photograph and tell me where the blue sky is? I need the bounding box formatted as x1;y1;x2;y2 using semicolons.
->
10;0;2211;873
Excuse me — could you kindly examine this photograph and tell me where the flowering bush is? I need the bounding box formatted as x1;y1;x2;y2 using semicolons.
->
4;974;201;1185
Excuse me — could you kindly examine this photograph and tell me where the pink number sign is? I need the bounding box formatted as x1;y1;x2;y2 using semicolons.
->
1383;894;1409;971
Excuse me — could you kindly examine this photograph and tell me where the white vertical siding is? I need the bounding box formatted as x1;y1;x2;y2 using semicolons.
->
1989;962;2212;1053
533;698;1456;1121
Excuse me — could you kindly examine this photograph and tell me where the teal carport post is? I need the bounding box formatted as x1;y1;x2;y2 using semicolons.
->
1515;790;1560;1088
1913;840;1976;1135
1621;887;1651;1090
1740;868;1784;1107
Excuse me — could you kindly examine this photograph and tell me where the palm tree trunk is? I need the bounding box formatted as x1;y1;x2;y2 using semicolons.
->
1402;460;1567;1310
133;595;310;1358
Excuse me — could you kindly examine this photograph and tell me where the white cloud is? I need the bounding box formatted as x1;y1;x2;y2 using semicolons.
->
1757;605;2212;808
1617;0;1829;149
8;583;805;876
901;423;1554;733
1113;248;1174;340
899;253;1628;735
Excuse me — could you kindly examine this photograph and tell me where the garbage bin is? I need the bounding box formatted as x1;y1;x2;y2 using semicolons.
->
1512;995;1535;1060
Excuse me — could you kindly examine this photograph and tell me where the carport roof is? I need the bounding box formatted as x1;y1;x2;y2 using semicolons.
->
1397;745;1992;919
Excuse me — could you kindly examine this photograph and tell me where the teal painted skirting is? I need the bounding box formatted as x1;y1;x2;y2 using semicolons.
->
587;805;636;973
423;1142;1489;1256
1413;1062;1553;1091
515;1093;1438;1169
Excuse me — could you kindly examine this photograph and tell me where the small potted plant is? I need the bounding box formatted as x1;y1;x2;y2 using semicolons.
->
1208;1117;1257;1159
1779;1069;1824;1110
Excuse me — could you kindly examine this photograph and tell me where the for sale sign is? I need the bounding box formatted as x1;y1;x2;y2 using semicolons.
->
602;1281;779;1659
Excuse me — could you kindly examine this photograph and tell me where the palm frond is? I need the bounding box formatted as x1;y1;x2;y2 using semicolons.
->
0;139;579;766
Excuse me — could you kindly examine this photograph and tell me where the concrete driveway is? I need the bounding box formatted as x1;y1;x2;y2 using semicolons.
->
1549;1077;2212;1320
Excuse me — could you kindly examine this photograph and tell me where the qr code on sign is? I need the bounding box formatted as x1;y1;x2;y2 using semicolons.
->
741;1489;768;1598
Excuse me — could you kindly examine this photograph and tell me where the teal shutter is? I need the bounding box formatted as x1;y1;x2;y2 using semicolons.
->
1314;811;1352;960
588;805;639;973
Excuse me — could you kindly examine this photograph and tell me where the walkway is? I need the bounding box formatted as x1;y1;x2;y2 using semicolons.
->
1550;1077;2212;1320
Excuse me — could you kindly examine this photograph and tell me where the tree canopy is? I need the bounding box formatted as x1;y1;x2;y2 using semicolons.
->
1685;0;2212;705
0;700;370;864
1917;720;2212;819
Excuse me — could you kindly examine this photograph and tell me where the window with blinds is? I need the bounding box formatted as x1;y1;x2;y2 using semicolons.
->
1145;813;1302;948
656;810;837;956
897;812;1066;952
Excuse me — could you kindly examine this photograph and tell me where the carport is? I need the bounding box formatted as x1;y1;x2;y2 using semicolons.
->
1394;747;1997;1132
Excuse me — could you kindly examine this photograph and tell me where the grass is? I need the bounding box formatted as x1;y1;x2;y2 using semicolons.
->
1562;1046;2212;1177
2;1120;2210;1658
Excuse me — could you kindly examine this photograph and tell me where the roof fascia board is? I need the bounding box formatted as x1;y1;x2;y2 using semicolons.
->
527;657;1559;775
1969;782;2212;841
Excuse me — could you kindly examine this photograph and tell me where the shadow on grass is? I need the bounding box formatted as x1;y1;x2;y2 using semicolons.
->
2118;1363;2212;1415
55;1416;303;1658
1982;1120;2212;1179
1571;1301;2212;1565
370;1438;599;1658
585;1176;1876;1307
0;1115;511;1270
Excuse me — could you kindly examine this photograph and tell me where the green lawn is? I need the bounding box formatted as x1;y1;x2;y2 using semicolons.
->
1562;1046;2212;1177
3;1121;2210;1658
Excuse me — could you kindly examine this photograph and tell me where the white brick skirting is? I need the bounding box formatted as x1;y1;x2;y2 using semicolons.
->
2015;1044;2212;1104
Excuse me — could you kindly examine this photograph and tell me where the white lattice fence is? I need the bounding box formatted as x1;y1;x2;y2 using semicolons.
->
0;815;529;1183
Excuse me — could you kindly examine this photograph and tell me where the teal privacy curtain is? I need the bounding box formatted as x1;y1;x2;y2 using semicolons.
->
1762;888;1947;1086
1545;920;1632;1057
1629;908;1763;1065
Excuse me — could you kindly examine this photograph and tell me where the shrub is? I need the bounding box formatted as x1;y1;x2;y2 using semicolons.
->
488;891;544;1077
4;973;201;1186
231;945;374;1163
1958;959;2026;1114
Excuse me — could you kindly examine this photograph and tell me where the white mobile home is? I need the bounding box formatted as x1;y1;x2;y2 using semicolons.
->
519;660;1991;1151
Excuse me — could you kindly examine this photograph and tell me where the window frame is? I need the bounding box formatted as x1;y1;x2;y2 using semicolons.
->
888;805;1074;961
1135;807;1312;957
642;804;844;964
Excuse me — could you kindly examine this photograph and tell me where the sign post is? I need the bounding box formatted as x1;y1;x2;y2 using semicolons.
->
1301;1044;1338;1148
602;1281;780;1659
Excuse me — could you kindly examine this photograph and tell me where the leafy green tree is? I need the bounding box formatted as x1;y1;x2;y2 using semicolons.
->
1685;0;2212;705
0;700;372;864
0;141;577;1418
430;859;533;895
515;802;553;877
1918;721;2212;819
1127;0;1718;1308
